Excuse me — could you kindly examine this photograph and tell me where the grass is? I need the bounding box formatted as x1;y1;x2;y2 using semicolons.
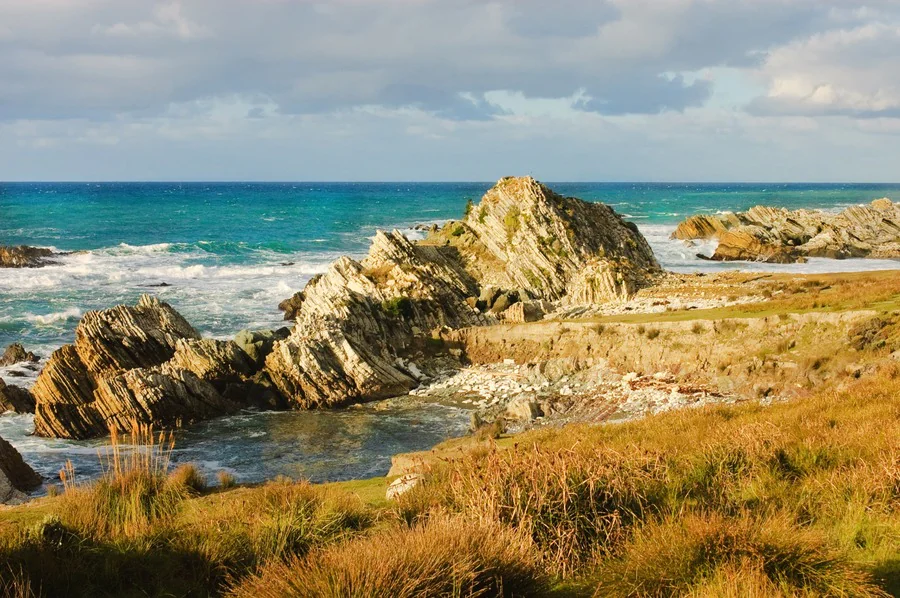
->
3;272;900;596
230;517;547;598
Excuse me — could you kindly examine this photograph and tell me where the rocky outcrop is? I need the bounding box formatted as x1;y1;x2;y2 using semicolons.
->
0;436;41;504
0;245;56;268
0;379;35;413
265;230;492;408
31;296;251;439
0;343;39;367
32;177;663;436
266;177;660;409
430;176;661;304
673;199;900;263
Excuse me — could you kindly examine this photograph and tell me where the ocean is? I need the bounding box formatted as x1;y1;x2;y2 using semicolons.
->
2;181;899;488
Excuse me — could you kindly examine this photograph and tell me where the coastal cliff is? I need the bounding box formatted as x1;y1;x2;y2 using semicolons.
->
28;176;660;438
673;199;900;263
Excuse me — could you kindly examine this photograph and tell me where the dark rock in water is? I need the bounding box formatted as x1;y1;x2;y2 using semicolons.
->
0;245;56;268
234;328;291;369
0;435;41;503
30;295;274;440
280;262;295;267
0;379;35;414
145;282;171;287
673;199;900;263
0;343;39;366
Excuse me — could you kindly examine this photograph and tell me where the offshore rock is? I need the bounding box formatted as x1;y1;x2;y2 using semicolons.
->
31;296;251;439
0;436;41;504
673;200;900;263
0;245;56;268
269;177;660;409
0;343;39;367
0;379;35;414
431;176;661;304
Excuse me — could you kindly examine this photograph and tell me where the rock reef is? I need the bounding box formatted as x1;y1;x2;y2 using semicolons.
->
31;295;250;439
29;177;661;438
673;199;900;263
0;245;57;268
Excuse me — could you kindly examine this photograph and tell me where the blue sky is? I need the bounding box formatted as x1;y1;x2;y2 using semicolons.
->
1;0;899;182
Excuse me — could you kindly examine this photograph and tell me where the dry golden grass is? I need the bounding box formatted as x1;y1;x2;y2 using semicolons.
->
229;516;547;598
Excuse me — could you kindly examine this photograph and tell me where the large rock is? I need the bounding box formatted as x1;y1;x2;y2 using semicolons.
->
0;245;56;268
0;379;35;413
265;231;492;408
0;436;41;504
673;200;900;263
267;177;660;410
31;296;252;439
0;343;39;366
431;176;661;304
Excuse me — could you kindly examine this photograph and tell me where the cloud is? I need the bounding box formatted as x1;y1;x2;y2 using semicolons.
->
1;0;900;181
0;0;856;123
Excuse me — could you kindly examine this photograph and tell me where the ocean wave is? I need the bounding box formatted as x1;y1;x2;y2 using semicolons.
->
25;307;83;325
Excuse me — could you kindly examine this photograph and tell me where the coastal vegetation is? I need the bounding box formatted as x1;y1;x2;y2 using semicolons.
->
2;270;899;596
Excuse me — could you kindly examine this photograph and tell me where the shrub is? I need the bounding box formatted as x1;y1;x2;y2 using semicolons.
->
228;517;547;598
691;322;705;335
382;296;414;320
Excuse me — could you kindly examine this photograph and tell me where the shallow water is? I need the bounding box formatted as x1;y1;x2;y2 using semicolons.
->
1;181;898;488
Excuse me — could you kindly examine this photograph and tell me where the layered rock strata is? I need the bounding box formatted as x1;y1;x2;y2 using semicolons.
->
31;296;248;439
31;177;661;437
673;199;900;263
266;176;660;409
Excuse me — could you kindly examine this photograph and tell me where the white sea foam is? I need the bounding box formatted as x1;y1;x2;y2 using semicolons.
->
25;307;83;325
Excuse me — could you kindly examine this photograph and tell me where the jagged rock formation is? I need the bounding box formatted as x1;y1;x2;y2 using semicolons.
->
266;177;659;409
430;176;661;303
0;245;57;268
32;177;662;436
673;199;900;263
0;343;39;367
31;296;249;439
266;230;493;408
0;379;35;413
0;436;41;504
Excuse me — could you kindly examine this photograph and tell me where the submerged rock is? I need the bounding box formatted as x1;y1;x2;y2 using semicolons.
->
0;379;35;414
673;199;900;263
0;245;56;268
0;343;39;366
0;436;41;504
31;296;253;439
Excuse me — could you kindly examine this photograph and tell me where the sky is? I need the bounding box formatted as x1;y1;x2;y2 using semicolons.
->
1;0;899;182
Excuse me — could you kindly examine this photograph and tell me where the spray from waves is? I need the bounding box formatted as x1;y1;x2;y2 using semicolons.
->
25;307;83;326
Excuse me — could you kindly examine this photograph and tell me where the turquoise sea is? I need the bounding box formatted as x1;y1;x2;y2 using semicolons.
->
2;181;899;488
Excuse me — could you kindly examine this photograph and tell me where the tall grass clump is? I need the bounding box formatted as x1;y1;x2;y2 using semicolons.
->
57;422;187;539
594;512;888;597
443;444;668;577
229;517;547;598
